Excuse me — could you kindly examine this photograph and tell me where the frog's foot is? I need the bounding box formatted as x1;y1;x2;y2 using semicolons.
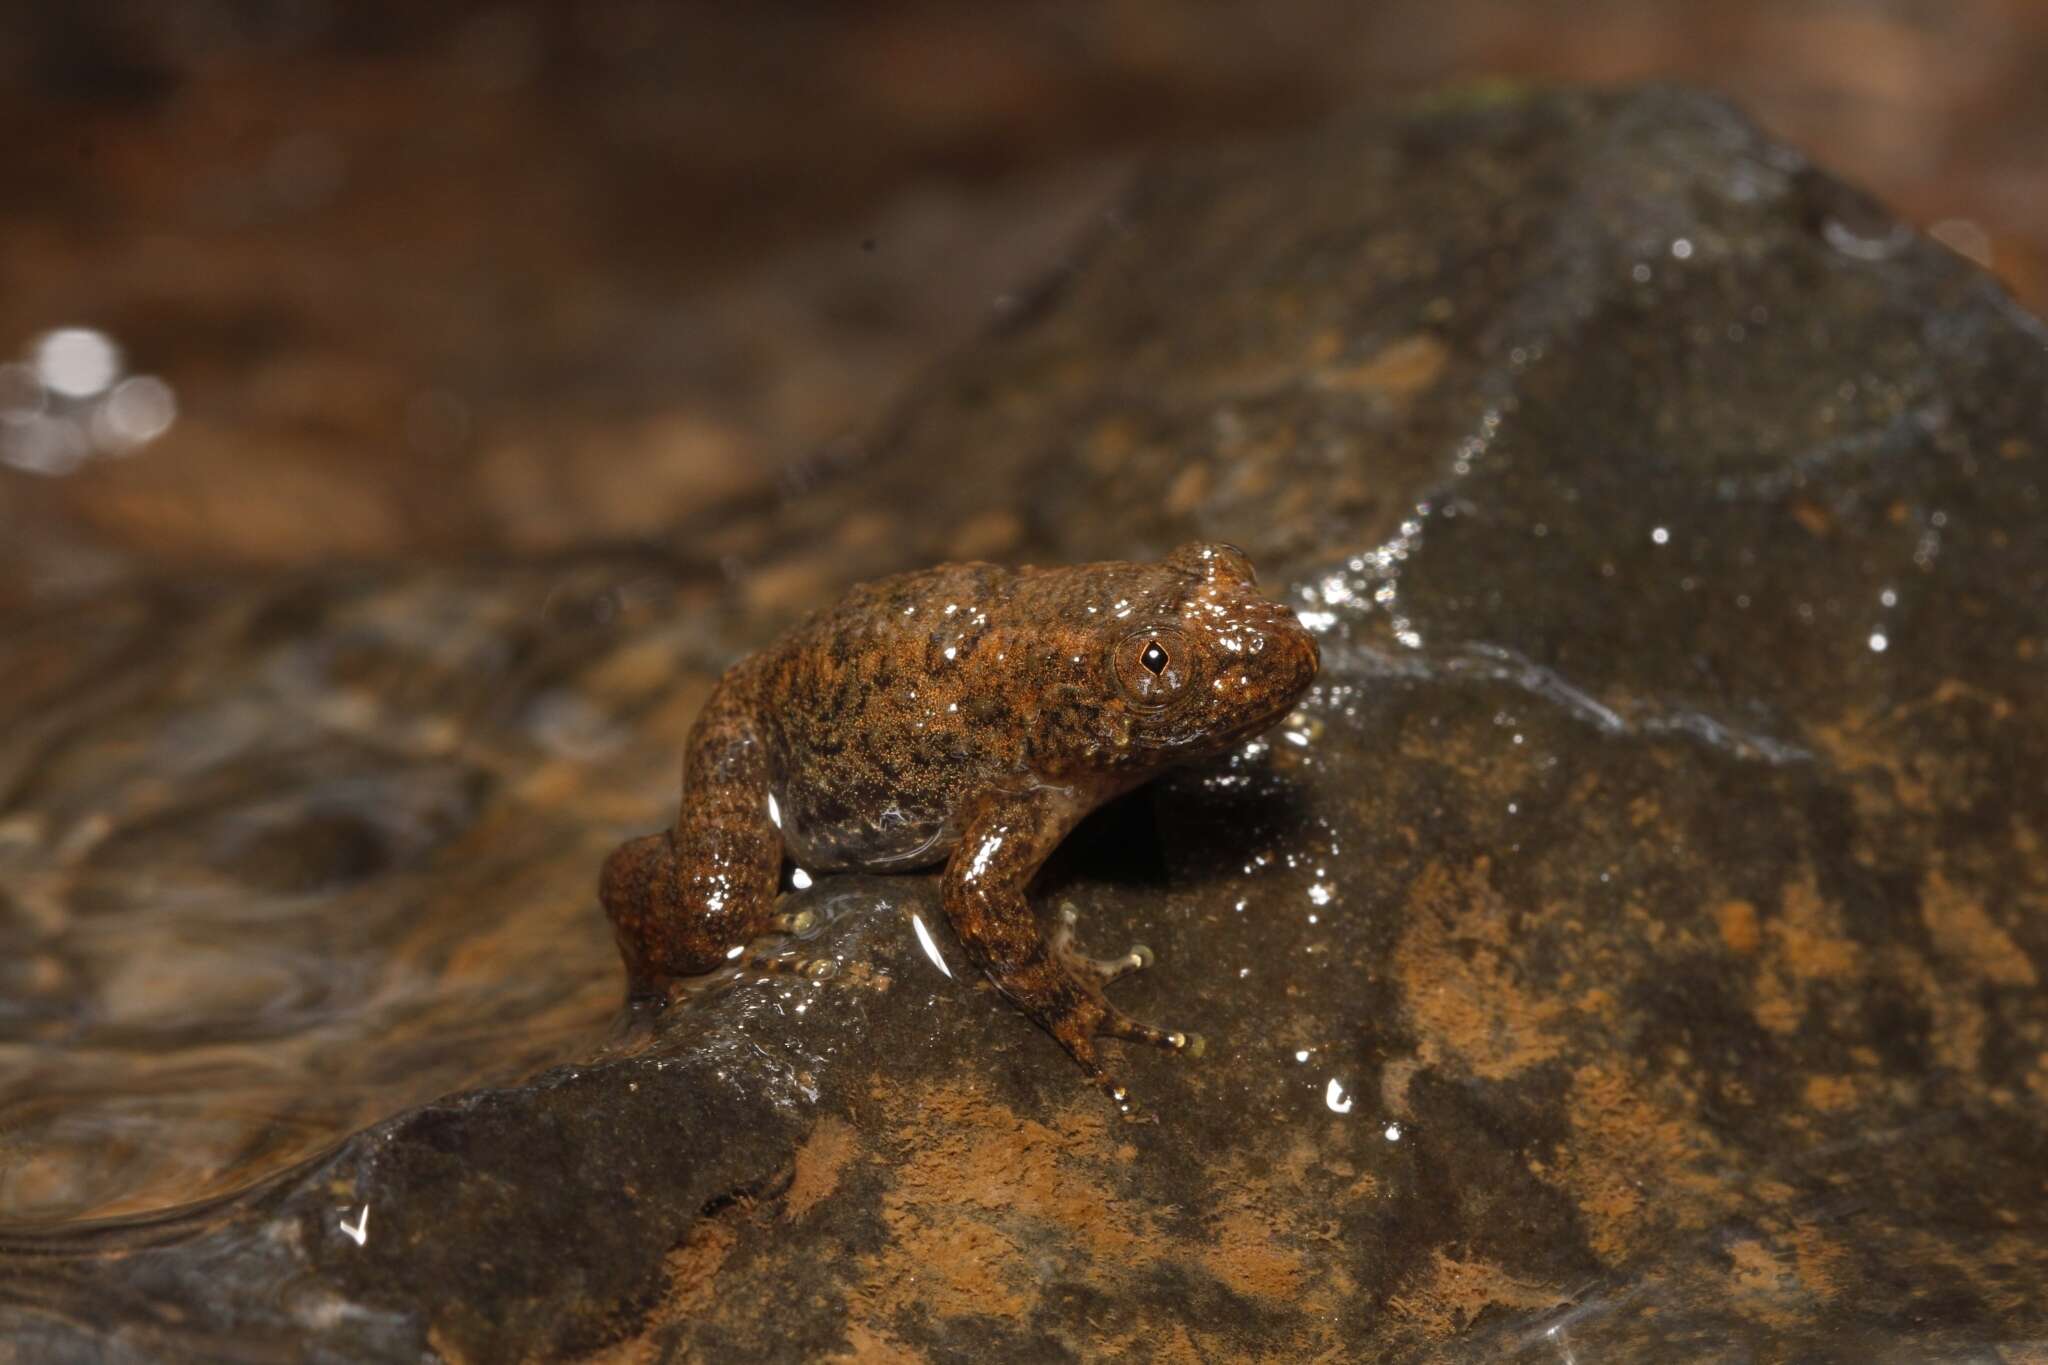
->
1034;987;1201;1123
720;907;836;979
1051;903;1155;985
1047;1023;1155;1125
730;946;838;981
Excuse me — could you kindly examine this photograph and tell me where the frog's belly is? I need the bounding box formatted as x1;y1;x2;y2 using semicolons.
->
775;789;958;873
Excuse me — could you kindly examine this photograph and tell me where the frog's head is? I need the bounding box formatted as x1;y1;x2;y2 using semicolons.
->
1101;542;1319;762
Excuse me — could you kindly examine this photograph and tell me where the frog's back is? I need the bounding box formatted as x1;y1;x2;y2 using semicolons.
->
748;561;1019;870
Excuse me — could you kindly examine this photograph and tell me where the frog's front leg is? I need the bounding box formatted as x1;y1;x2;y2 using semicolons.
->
600;679;787;997
941;786;1195;1122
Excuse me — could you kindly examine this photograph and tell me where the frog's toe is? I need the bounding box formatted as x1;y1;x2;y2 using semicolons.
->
1099;1008;1199;1055
770;909;817;935
1051;926;1155;985
1051;901;1084;953
1067;946;1147;985
1093;1071;1157;1123
733;948;833;980
1114;1094;1160;1125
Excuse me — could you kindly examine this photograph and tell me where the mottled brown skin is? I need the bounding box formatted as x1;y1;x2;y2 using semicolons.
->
601;542;1319;1119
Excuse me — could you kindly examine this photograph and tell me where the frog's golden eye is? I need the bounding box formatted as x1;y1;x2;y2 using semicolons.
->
1114;626;1192;710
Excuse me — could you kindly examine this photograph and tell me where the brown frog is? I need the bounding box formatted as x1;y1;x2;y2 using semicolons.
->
601;542;1319;1119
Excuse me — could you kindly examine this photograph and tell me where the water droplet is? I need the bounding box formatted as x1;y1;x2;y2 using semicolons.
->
0;415;88;476
338;1204;370;1246
34;328;121;399
0;362;44;422
1822;215;1911;262
96;375;177;451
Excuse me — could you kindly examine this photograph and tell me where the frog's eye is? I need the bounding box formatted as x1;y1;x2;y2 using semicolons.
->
1114;626;1192;710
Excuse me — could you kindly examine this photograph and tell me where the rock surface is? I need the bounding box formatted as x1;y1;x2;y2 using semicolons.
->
4;87;2048;1361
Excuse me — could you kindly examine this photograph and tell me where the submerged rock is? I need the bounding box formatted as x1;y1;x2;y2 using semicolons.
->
4;87;2047;1360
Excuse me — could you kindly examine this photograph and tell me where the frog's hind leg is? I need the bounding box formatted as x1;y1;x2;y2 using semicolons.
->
599;676;784;998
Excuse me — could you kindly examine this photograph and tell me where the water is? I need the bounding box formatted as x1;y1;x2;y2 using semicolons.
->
0;565;719;1229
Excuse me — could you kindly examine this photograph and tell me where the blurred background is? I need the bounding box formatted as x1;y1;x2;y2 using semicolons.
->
1;0;2044;613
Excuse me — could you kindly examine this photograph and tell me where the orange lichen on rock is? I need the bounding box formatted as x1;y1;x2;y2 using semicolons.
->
1313;333;1450;402
835;1080;1377;1359
1727;1238;1794;1296
1715;900;1760;954
1384;1250;1565;1340
1787;1223;1851;1301
1546;1060;1727;1263
1769;871;1859;982
1805;708;1936;816
1723;1238;1807;1328
1920;870;2039;987
663;1220;740;1319
1202;1203;1312;1302
845;1081;1155;1345
1801;1075;1857;1113
1396;859;1566;1080
1887;946;1991;1075
785;1117;858;1222
1751;866;1861;1035
593;1217;746;1364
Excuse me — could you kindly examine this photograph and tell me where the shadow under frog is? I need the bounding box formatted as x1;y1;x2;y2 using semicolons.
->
601;542;1318;1120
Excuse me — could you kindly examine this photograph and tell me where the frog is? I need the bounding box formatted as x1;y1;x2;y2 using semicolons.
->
600;541;1319;1120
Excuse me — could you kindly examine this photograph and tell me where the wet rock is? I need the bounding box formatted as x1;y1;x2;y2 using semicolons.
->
5;87;2048;1360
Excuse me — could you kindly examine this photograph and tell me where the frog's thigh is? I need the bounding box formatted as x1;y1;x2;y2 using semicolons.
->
601;684;784;987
